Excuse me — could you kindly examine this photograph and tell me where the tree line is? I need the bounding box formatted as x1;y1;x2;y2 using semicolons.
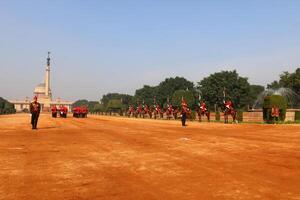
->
73;68;300;112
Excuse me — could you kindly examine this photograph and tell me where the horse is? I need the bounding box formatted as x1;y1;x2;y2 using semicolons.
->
127;106;135;117
223;105;237;124
135;105;143;118
197;105;210;122
153;104;164;119
172;106;180;119
142;105;152;119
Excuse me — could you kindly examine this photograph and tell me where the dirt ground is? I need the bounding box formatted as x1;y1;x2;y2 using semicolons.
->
0;114;300;200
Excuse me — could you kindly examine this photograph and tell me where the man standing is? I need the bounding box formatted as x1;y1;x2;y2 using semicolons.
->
30;96;41;129
181;98;188;126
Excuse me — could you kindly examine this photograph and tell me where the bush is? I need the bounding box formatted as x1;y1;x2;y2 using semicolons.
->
263;95;287;123
215;111;220;121
237;110;243;122
0;97;16;115
189;110;196;121
295;111;300;121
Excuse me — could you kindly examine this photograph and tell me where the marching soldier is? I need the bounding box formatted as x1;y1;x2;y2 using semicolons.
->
181;98;188;126
30;96;41;129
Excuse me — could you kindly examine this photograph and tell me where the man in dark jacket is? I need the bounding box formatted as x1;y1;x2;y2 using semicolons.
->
30;96;41;129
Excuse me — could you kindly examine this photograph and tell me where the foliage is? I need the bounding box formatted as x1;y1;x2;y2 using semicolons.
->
295;111;300;121
249;85;265;108
72;99;89;107
134;85;158;106
171;90;195;107
134;77;194;107
0;97;16;115
263;95;287;123
156;77;194;104
267;68;300;94
197;70;251;110
106;99;123;111
237;110;243;122
215;111;220;121
101;93;133;110
72;99;104;113
93;103;105;112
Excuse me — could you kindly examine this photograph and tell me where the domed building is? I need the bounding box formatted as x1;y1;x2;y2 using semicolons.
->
10;53;73;112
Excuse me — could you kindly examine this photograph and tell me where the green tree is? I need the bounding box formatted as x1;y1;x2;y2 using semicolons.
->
197;70;251;109
171;90;195;107
134;85;158;106
101;93;133;108
93;103;105;112
268;68;300;94
156;77;194;105
72;99;89;107
0;97;16;114
106;99;123;112
249;85;265;107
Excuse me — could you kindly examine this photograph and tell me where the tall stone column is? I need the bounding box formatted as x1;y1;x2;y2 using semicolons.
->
45;52;50;97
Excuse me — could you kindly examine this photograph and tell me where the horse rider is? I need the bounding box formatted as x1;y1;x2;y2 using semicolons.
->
30;96;41;129
200;101;207;112
225;100;234;110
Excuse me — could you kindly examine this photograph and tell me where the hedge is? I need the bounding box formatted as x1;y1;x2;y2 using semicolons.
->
295;111;300;121
237;110;243;122
215;111;220;121
263;95;287;123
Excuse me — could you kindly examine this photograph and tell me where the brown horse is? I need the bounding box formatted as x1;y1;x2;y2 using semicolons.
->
135;105;143;118
197;106;210;122
127;106;135;117
142;105;152;119
153;104;164;119
224;106;237;124
165;104;173;120
172;106;179;119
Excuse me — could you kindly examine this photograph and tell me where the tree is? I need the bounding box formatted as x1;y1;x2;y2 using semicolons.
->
101;93;133;108
156;77;194;105
106;99;123;112
134;85;158;106
249;85;265;107
197;70;251;109
72;99;89;107
0;97;16;114
171;90;195;107
268;68;300;94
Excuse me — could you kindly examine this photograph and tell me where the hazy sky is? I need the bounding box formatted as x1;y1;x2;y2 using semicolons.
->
1;0;299;101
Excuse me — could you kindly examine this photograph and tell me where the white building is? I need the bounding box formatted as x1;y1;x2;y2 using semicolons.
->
10;53;73;112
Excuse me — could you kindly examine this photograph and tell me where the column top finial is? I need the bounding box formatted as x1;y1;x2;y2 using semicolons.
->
47;51;51;66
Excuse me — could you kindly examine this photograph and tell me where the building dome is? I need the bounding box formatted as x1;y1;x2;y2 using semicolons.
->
34;83;46;94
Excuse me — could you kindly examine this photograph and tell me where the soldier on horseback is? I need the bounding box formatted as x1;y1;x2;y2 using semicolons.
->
165;96;173;120
127;105;135;117
198;100;210;122
224;99;237;124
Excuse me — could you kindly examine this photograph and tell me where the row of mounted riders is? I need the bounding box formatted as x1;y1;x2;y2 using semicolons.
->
51;105;88;118
127;100;238;123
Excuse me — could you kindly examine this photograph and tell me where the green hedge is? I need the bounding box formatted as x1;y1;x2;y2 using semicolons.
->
0;97;16;115
215;111;220;121
237;110;243;122
263;95;287;123
295;111;300;121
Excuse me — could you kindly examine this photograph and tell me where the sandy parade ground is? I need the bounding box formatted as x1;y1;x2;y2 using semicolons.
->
0;113;300;200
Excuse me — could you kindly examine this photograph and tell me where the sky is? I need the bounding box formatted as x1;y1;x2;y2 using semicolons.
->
0;0;300;101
